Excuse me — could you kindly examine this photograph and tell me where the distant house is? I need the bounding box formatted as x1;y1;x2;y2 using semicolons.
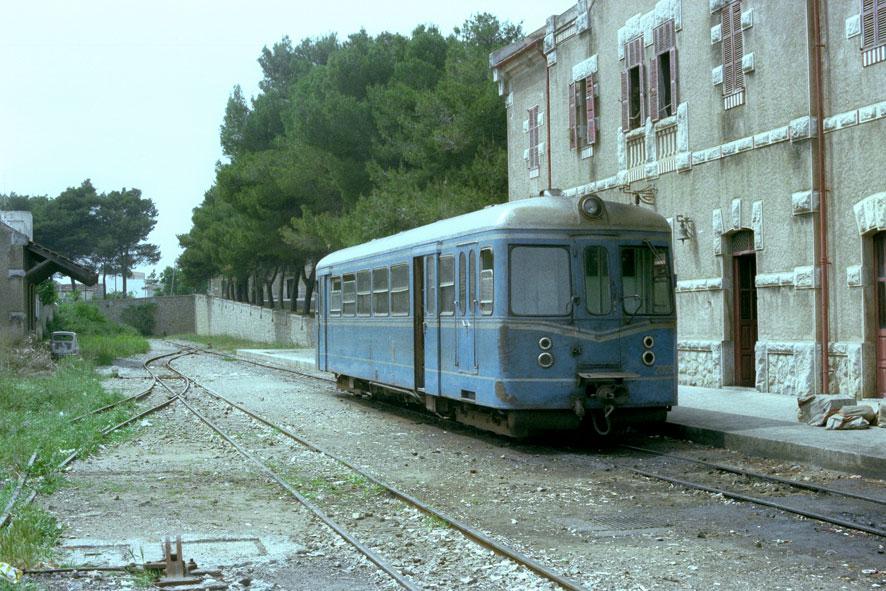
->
490;1;886;398
0;211;97;341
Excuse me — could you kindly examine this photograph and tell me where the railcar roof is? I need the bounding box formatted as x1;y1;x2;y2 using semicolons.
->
317;196;670;270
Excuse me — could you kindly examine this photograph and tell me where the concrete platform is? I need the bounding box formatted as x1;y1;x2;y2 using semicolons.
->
236;349;886;479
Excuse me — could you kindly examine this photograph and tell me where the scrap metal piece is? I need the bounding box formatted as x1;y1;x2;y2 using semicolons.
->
152;536;202;588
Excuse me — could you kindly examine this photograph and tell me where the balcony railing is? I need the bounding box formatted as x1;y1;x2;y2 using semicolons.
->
656;121;678;174
625;132;646;183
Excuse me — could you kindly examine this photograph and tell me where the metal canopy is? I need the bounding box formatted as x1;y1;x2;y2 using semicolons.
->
25;242;98;286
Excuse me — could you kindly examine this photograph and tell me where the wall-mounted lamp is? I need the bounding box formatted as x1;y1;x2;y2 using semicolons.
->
675;214;695;243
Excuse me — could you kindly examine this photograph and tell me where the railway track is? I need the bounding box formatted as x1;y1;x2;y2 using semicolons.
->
159;348;587;591
166;342;886;543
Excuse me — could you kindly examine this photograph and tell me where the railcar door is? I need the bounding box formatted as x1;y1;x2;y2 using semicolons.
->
412;256;425;390
455;245;478;374
317;276;327;370
422;254;441;395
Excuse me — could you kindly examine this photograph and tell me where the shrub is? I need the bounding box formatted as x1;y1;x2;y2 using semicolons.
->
47;302;149;365
120;303;157;336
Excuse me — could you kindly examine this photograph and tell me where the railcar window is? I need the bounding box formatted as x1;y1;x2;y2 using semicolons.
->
509;246;571;316
480;248;494;315
425;256;436;315
439;256;455;315
372;267;389;315
584;246;611;314
342;273;356;316
390;264;410;315
356;270;371;316
458;253;466;315
620;246;673;315
468;250;476;314
330;277;342;316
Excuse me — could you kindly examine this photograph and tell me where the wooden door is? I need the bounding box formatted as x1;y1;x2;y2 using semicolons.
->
733;252;757;387
876;233;886;397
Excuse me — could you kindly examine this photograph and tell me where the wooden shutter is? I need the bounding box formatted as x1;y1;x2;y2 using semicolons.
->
670;46;678;109
647;50;659;122
637;62;646;124
863;0;876;48
880;0;886;47
731;2;744;91
867;0;886;48
620;68;630;130
722;3;734;95
568;81;577;149
585;79;596;145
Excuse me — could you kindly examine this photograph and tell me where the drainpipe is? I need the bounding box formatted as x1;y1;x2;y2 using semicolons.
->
809;0;830;393
535;46;554;190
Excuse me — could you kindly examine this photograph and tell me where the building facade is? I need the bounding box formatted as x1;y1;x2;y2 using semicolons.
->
1;211;97;341
491;0;886;398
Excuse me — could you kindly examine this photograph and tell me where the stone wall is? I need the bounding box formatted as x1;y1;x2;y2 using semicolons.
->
97;294;315;347
194;295;314;347
677;340;722;387
96;295;196;337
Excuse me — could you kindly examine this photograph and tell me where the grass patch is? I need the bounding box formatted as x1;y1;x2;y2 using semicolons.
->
421;514;450;530
171;334;291;352
0;356;137;570
49;302;149;366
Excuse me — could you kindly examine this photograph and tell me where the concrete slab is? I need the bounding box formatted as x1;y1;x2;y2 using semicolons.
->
665;386;886;479
233;349;886;478
59;535;304;568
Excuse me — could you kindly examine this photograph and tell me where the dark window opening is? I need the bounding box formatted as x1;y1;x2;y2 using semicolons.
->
658;52;673;118
628;65;642;130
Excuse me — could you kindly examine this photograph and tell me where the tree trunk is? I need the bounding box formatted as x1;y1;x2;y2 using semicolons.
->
102;270;107;299
121;251;129;297
265;266;278;309
277;265;286;310
301;263;316;315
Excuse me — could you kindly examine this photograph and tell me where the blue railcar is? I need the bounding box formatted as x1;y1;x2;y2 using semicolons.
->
315;195;676;437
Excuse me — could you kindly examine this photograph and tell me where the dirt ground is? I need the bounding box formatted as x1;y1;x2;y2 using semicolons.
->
33;340;886;590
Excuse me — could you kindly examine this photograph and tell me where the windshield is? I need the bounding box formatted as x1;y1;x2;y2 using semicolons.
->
509;245;571;316
620;244;673;315
584;246;612;315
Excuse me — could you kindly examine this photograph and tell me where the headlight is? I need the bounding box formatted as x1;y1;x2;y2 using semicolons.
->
538;336;552;350
538;352;554;368
642;351;656;366
579;194;604;219
643;335;654;349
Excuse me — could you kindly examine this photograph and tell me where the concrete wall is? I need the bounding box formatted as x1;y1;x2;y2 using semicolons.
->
492;0;886;398
0;221;30;342
98;294;315;347
96;295;197;337
194;295;314;347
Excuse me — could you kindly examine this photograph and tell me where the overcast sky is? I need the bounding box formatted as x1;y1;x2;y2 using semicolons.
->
0;1;550;274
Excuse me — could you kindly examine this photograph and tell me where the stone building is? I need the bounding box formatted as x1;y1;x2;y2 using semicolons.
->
1;211;97;341
490;0;886;398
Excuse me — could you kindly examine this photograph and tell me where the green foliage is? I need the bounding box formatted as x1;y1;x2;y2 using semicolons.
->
1;180;161;297
36;280;57;306
48;302;149;364
0;358;136;569
178;14;522;311
120;303;156;336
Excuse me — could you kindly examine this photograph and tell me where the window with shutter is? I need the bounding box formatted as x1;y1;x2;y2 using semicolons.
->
568;82;577;149
861;0;886;66
650;19;677;121
585;79;596;145
528;105;540;170
722;1;744;98
622;36;645;131
570;76;596;150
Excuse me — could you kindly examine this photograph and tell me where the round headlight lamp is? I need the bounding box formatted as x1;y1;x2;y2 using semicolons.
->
579;194;604;219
